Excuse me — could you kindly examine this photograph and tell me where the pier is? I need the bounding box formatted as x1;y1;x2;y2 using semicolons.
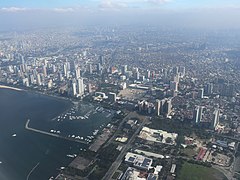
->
25;119;87;144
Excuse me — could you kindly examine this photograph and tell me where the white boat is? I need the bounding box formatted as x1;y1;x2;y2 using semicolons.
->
67;154;74;158
93;130;99;135
12;134;17;137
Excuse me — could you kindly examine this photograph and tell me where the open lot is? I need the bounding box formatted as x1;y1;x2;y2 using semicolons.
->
178;162;227;180
69;156;92;170
207;151;231;166
118;88;146;101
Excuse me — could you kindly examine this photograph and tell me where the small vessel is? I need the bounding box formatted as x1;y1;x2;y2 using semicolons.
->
12;134;17;137
66;154;74;158
93;130;99;135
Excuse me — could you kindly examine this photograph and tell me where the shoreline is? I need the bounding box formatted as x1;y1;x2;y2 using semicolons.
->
0;83;73;103
0;85;23;91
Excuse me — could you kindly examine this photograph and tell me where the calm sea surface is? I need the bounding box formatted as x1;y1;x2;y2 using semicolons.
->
0;88;112;180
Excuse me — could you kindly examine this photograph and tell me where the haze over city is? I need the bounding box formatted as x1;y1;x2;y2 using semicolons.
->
1;0;240;30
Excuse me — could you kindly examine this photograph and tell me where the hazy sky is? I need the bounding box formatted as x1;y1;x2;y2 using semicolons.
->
1;0;240;9
0;0;240;30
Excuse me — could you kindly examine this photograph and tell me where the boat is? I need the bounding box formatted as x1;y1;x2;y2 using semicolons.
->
12;134;17;137
67;154;74;158
93;130;99;135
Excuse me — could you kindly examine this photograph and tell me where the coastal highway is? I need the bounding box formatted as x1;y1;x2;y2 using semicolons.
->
25;119;87;144
102;116;148;180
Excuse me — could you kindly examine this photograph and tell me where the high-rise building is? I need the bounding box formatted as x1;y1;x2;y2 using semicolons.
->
52;65;56;73
99;55;104;66
136;71;140;80
48;79;53;89
156;99;161;116
165;99;172;116
20;64;26;73
58;72;63;81
89;64;93;74
77;78;84;96
170;81;178;91
204;83;213;95
66;61;70;72
173;67;179;75
21;55;25;65
155;98;172;117
194;106;204;124
97;63;102;74
87;83;92;93
108;92;117;103
72;81;77;96
36;74;42;86
22;77;29;87
75;66;81;79
63;63;68;77
198;88;204;99
173;73;180;82
29;74;35;84
42;65;47;77
122;65;128;75
146;70;151;79
212;109;220;130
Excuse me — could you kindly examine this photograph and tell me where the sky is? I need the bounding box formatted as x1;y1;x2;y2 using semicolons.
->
0;0;240;30
0;0;240;9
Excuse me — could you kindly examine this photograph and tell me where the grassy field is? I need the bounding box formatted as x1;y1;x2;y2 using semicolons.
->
178;162;227;180
181;148;197;157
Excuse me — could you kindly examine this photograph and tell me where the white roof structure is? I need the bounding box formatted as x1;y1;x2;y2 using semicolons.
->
138;127;178;145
